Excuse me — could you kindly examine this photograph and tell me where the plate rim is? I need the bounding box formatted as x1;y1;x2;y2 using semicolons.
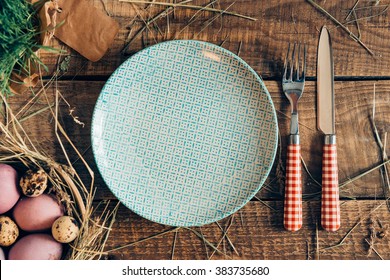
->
91;39;279;226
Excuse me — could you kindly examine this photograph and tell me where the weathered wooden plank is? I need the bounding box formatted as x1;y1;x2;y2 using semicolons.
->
39;0;390;78
8;79;389;200
99;200;390;260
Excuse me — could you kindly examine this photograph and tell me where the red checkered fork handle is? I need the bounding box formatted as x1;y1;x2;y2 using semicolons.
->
321;141;340;231
284;143;302;231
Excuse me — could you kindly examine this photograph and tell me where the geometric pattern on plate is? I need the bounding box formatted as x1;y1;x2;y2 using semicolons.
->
92;40;278;226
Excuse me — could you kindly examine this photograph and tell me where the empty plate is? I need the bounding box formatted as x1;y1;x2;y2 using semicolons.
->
91;40;278;226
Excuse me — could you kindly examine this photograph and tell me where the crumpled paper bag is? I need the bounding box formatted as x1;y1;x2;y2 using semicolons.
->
55;0;119;62
39;0;59;46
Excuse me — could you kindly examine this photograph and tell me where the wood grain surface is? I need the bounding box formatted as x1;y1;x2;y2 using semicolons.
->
101;200;390;260
10;0;390;259
41;0;390;78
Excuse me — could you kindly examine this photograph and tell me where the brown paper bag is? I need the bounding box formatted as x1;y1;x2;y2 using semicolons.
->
55;0;119;62
39;0;59;46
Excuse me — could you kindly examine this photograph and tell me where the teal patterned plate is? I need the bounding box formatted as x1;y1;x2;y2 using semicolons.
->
91;40;278;226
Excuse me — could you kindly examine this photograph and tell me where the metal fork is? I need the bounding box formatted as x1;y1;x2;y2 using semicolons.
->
282;43;306;231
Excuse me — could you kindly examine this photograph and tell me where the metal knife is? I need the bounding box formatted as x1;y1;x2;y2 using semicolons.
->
317;26;340;232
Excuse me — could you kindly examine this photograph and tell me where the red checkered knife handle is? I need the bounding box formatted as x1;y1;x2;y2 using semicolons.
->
321;141;340;232
284;143;302;231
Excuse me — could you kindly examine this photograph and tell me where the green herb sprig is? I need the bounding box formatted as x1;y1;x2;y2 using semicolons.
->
0;0;47;95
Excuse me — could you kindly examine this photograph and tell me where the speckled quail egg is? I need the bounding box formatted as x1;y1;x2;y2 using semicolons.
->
52;216;79;243
0;216;19;246
20;169;48;197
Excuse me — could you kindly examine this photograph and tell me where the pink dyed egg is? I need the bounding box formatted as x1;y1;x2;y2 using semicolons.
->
13;194;64;232
9;234;62;260
0;164;20;214
0;247;5;260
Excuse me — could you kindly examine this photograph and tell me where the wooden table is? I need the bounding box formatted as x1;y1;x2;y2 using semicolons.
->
14;0;390;259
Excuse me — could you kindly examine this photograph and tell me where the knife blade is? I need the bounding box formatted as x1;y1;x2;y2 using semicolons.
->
317;26;340;232
317;27;335;135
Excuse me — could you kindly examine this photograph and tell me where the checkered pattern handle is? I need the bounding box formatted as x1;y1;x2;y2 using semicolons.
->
321;143;340;232
284;144;302;231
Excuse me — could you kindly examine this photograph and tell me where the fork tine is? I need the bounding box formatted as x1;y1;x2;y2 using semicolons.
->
296;43;301;80
283;43;290;80
302;43;307;79
289;43;296;81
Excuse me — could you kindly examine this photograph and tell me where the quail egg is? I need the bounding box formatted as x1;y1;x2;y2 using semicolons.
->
0;216;19;246
52;216;79;243
20;169;48;197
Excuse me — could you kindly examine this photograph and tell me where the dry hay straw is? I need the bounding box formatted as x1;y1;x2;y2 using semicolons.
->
120;0;257;54
0;71;117;260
